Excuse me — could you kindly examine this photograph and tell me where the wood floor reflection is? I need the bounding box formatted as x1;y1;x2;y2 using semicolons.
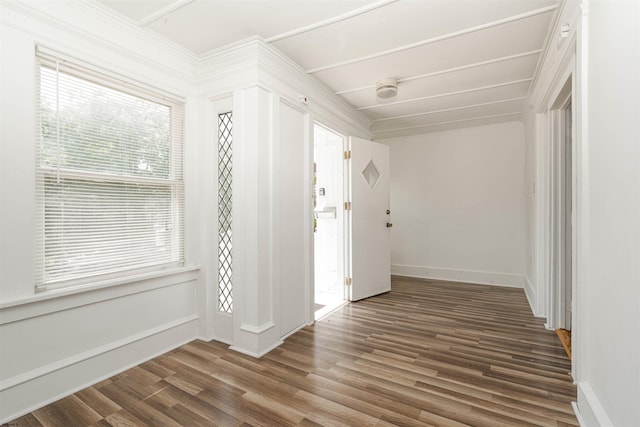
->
14;276;578;426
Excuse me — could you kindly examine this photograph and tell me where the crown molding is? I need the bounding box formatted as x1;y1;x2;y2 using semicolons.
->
526;0;581;112
2;0;198;81
81;0;198;60
197;38;371;136
256;41;372;135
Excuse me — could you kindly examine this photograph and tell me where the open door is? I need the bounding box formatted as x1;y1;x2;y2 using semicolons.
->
346;136;391;301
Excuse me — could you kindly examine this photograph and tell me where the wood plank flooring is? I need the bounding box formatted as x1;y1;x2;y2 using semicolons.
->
12;276;578;426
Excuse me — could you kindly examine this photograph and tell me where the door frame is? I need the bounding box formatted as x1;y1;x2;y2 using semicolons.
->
312;122;347;312
548;83;574;331
535;33;581;380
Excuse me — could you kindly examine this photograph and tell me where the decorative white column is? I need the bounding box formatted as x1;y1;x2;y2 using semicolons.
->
230;85;281;357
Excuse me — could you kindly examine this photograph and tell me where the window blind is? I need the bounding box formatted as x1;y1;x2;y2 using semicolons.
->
35;48;185;291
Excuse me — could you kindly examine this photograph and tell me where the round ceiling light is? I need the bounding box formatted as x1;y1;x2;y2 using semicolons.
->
376;78;398;99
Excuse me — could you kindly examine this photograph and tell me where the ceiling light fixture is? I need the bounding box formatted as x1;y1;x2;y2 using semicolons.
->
376;78;398;100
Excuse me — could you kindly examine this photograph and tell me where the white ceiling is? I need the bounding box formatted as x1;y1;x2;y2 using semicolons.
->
96;0;559;138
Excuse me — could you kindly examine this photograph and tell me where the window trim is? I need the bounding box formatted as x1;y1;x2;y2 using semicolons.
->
34;46;186;292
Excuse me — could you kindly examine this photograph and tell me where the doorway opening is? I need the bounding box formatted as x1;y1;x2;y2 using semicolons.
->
549;77;573;359
313;124;346;320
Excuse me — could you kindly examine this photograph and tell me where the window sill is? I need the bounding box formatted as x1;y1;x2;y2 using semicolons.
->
0;264;200;311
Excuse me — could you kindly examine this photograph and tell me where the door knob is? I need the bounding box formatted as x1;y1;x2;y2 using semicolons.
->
386;222;393;228
386;209;390;214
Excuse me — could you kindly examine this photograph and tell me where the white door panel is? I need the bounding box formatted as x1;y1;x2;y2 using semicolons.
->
347;137;391;301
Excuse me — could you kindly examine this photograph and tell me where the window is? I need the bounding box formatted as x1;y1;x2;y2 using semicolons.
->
35;48;185;291
217;112;233;313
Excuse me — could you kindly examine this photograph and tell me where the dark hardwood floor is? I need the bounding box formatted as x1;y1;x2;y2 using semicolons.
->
12;277;578;426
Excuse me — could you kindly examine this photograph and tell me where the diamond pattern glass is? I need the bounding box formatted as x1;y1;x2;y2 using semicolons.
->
362;159;380;189
218;112;233;313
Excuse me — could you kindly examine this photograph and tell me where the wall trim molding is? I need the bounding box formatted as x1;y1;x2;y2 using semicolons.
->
576;381;614;427
0;315;198;392
239;321;276;335
391;264;524;288
229;340;284;358
0;268;199;324
0;318;198;424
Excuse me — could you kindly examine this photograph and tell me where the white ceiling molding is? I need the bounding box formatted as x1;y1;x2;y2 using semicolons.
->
7;0;198;86
372;97;527;122
335;49;543;96
372;112;523;135
357;78;534;111
137;0;196;27
305;4;558;74
265;0;399;43
526;0;580;110
195;38;371;136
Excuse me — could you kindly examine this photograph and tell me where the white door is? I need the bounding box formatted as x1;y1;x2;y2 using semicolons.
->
346;136;391;301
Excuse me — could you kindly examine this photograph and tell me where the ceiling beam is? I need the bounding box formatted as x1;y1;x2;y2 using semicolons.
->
335;49;542;95
137;0;195;27
372;97;526;122
372;112;523;135
265;0;399;43
357;78;533;111
306;4;558;74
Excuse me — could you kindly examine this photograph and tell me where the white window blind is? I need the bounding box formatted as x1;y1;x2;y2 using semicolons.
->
35;47;185;291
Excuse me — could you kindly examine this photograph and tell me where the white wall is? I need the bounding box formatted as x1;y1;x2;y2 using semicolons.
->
574;1;640;425
382;121;526;287
0;2;200;422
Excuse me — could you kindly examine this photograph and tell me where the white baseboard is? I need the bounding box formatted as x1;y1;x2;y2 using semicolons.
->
1;317;198;424
281;322;307;341
230;340;283;358
572;402;586;426
523;275;545;318
575;381;614;427
391;264;524;288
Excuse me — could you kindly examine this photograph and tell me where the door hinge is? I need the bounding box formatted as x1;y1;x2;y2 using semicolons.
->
344;201;351;210
344;277;352;286
344;150;351;160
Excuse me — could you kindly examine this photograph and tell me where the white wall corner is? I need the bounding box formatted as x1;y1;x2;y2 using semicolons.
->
575;382;614;427
391;264;524;288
